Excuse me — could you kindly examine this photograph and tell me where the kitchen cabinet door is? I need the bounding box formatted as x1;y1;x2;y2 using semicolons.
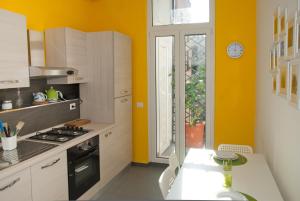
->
31;151;68;201
0;168;32;201
114;96;132;169
0;9;29;89
65;28;88;83
100;128;116;187
114;32;132;98
45;27;88;84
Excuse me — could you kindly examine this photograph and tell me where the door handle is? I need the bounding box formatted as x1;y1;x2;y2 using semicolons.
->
0;178;20;191
75;165;89;173
41;158;60;169
0;80;20;84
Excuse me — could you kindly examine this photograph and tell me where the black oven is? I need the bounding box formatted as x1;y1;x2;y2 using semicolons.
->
67;136;100;200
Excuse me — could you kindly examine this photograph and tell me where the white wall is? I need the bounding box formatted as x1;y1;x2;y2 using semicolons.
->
256;0;300;201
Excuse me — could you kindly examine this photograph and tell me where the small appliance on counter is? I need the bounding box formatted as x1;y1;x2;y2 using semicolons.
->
33;92;48;105
45;86;65;103
1;100;13;110
29;126;90;143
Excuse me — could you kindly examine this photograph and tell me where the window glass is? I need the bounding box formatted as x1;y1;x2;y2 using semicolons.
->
153;0;210;26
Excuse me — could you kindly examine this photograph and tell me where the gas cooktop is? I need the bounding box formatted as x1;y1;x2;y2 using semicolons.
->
29;126;90;143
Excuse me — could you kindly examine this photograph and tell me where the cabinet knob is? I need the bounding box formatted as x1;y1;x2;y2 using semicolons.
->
121;99;128;103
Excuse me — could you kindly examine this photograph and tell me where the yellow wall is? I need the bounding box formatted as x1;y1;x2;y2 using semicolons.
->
89;0;149;163
0;0;256;163
0;0;92;31
215;0;256;148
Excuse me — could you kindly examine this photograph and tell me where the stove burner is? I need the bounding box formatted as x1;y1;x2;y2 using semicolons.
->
29;126;90;143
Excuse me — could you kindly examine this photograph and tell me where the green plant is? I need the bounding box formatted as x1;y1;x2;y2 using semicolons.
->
185;65;206;126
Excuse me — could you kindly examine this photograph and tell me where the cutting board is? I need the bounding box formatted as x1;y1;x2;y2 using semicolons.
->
64;119;91;127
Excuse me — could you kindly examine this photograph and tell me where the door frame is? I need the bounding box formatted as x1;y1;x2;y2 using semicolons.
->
147;0;215;164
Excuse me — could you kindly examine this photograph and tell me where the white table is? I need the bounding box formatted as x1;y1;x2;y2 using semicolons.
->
167;149;283;200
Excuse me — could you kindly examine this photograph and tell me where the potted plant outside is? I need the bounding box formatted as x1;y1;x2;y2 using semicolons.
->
185;64;206;148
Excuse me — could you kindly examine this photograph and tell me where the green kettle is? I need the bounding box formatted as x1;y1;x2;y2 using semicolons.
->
45;86;64;103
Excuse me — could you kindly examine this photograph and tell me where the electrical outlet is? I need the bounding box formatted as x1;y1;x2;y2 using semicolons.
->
70;103;76;110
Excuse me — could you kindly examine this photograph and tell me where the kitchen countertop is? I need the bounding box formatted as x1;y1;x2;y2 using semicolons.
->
0;122;115;180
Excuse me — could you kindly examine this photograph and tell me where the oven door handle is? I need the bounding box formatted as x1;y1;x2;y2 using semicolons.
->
75;164;90;173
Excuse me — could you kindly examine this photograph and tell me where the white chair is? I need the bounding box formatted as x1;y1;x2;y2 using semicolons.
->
218;144;253;154
168;153;180;177
159;167;175;199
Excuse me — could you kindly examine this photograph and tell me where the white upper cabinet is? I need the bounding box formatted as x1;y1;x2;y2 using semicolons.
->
28;30;45;67
45;27;88;84
114;32;132;98
0;9;29;89
81;31;132;123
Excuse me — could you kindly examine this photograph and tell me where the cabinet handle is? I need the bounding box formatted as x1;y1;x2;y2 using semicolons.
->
105;132;112;138
75;165;89;173
121;99;128;103
0;178;20;191
0;80;19;84
41;158;60;169
121;90;128;94
75;77;84;81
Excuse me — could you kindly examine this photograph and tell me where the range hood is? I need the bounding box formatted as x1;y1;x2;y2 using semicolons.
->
29;66;78;78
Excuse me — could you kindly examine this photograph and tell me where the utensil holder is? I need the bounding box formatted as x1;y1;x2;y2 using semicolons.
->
1;136;17;151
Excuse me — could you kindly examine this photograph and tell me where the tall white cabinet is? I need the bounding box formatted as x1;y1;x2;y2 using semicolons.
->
0;9;29;89
81;32;132;123
80;32;132;185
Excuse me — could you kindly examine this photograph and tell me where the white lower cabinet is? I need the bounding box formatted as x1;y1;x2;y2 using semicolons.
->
0;168;32;201
31;151;68;201
100;126;132;187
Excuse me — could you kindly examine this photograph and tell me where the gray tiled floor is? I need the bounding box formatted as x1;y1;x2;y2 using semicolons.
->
92;164;166;200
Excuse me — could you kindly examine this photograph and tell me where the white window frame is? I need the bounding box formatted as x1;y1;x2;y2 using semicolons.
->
147;0;215;164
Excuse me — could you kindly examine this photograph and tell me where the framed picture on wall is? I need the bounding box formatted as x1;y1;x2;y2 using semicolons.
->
273;6;281;43
270;44;279;72
295;11;300;57
278;61;290;98
272;73;280;95
270;46;275;72
287;12;297;59
278;35;287;60
289;60;300;109
279;8;288;60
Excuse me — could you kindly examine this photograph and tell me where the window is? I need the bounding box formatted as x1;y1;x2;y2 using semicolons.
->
152;0;210;26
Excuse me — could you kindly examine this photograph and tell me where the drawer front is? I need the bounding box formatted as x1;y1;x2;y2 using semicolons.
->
31;151;68;201
0;168;32;201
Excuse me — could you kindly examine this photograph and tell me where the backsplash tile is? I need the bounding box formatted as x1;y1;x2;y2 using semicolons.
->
0;79;80;137
0;100;80;137
0;78;79;108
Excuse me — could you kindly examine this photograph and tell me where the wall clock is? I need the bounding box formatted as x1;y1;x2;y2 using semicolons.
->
227;42;244;59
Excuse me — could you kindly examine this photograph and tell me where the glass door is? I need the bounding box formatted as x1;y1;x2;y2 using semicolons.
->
155;36;176;158
150;30;211;163
180;33;209;160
